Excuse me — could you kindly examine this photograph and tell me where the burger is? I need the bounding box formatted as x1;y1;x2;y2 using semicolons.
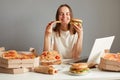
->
69;63;89;74
70;18;83;26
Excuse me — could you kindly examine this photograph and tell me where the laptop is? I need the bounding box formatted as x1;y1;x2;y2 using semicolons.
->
63;36;115;64
87;36;115;64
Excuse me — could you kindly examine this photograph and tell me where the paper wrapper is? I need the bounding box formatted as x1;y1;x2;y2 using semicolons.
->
34;65;57;74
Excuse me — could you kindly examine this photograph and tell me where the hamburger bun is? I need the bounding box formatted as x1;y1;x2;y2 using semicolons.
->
70;63;89;74
71;63;88;69
70;18;83;26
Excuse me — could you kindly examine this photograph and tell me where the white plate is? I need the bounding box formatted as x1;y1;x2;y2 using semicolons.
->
53;65;70;71
68;70;90;76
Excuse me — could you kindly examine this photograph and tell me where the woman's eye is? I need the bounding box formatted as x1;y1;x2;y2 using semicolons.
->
59;12;70;16
59;13;64;16
66;13;70;16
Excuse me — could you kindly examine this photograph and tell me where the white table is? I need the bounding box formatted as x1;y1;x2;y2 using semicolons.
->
0;64;120;80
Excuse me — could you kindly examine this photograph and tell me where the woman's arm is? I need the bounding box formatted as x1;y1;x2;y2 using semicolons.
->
72;23;83;59
72;31;83;59
43;33;51;51
43;21;58;51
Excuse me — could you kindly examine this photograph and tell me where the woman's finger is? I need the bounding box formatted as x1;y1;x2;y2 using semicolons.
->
72;23;83;33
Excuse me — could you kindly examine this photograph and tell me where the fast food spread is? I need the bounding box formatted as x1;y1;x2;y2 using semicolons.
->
0;48;119;75
0;16;119;76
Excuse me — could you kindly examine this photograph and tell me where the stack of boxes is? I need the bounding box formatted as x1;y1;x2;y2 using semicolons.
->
0;48;39;74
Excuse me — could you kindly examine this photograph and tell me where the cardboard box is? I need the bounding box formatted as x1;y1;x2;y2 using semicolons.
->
0;57;39;68
0;48;39;74
98;58;120;71
0;67;29;74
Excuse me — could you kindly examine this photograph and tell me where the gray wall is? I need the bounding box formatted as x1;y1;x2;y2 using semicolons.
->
0;0;120;58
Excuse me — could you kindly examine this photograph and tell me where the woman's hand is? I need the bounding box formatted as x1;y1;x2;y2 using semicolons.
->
44;21;61;51
45;21;59;36
72;23;83;37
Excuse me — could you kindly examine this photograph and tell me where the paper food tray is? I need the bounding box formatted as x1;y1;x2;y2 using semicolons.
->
98;58;120;71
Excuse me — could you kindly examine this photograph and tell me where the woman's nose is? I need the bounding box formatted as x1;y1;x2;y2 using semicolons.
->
63;14;67;18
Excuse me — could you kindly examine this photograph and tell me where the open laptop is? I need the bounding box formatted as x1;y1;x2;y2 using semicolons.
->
87;36;115;64
63;36;115;64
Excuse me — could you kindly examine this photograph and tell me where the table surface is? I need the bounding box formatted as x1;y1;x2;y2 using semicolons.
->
0;64;120;80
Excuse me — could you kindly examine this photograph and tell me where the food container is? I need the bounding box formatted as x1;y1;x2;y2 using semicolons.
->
0;57;39;68
0;67;29;74
0;48;39;68
98;53;120;71
0;48;39;74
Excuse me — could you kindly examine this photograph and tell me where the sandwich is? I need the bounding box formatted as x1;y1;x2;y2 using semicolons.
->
34;65;57;75
69;63;89;74
70;18;83;26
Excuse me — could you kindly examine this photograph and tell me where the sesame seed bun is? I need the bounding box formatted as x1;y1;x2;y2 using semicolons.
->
71;63;88;69
70;63;89;74
71;18;83;23
70;18;83;26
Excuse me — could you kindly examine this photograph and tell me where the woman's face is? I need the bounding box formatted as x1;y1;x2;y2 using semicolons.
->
58;6;71;25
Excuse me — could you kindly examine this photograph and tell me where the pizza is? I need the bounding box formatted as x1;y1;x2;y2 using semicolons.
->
39;50;62;65
103;53;120;62
2;50;36;59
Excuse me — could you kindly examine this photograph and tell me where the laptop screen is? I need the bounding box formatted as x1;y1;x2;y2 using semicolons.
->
87;36;115;64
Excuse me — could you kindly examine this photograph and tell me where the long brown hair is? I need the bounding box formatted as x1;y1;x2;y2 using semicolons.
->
53;4;76;36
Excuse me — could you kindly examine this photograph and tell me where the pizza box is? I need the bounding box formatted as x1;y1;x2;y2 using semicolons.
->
0;57;22;64
0;57;39;68
0;67;29;74
0;50;39;68
98;57;120;71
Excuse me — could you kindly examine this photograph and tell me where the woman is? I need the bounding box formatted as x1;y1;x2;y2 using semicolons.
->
43;4;83;59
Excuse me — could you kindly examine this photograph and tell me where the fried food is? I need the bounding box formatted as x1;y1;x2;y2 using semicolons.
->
34;65;57;75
